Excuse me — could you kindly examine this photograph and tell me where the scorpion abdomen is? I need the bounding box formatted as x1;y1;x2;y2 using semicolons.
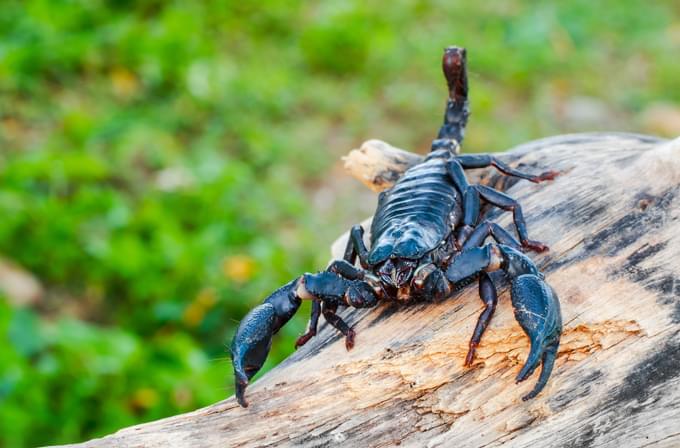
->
368;157;461;265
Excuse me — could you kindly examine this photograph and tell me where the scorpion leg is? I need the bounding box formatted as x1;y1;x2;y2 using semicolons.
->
296;228;370;349
474;185;549;253
296;259;363;347
465;272;498;366
321;302;356;350
328;259;364;279
444;159;479;247
457;154;558;183
446;243;562;400
295;259;365;349
461;220;521;250
445;159;537;252
344;225;370;268
295;300;321;349
296;271;379;350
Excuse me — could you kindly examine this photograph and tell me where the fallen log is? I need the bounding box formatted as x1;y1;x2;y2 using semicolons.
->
60;132;680;448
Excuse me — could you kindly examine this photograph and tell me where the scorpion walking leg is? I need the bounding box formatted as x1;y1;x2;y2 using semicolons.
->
296;230;369;349
461;220;521;250
446;243;562;400
457;154;558;183
296;271;378;350
328;259;364;279
474;185;548;252
295;300;321;349
295;259;366;349
344;225;370;267
445;159;479;246
322;302;356;350
445;160;541;252
465;272;498;366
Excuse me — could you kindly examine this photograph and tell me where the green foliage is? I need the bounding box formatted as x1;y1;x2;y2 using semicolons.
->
0;0;678;445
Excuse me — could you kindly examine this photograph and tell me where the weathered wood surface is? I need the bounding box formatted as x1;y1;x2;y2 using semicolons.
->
60;133;680;448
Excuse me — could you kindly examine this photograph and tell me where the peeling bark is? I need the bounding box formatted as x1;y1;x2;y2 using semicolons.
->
58;133;680;448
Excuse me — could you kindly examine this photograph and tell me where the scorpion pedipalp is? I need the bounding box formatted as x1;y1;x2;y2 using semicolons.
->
230;280;300;407
511;273;561;400
230;267;380;406
446;244;562;399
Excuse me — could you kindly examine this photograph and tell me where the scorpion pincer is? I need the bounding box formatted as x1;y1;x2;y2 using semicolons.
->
230;46;562;407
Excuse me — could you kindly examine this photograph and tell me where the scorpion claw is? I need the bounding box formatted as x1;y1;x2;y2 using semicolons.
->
510;272;562;400
446;244;562;400
516;342;559;401
230;280;301;408
230;302;276;408
235;371;250;408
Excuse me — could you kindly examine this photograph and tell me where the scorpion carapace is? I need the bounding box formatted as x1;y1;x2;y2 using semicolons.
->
230;47;562;407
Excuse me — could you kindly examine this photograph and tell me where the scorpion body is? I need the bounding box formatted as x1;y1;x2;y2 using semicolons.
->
230;47;562;408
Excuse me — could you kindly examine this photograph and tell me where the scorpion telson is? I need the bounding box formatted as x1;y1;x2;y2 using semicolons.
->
230;46;562;408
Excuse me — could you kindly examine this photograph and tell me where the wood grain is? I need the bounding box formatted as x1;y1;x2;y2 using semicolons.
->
58;133;680;448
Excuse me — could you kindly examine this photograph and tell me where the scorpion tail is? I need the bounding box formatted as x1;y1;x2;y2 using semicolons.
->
230;279;301;407
432;46;469;152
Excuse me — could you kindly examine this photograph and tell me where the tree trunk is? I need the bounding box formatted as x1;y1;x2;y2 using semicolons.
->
58;133;680;448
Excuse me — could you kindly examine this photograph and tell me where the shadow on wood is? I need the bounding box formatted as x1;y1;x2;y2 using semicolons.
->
59;133;680;448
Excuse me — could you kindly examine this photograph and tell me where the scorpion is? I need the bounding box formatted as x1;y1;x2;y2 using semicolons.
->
230;47;562;408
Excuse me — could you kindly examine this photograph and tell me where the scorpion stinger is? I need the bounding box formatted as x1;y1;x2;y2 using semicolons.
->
432;46;469;151
230;46;562;408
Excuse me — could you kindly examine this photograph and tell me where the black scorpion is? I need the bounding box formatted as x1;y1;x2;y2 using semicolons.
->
230;47;562;407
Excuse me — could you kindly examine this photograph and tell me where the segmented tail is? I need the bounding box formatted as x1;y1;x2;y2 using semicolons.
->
432;46;469;151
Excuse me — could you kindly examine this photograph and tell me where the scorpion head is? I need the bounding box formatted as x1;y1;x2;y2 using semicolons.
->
377;257;419;299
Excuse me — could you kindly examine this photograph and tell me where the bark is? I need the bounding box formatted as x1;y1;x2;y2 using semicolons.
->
59;133;680;448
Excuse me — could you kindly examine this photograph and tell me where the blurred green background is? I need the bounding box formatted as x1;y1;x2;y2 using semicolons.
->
1;0;679;445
